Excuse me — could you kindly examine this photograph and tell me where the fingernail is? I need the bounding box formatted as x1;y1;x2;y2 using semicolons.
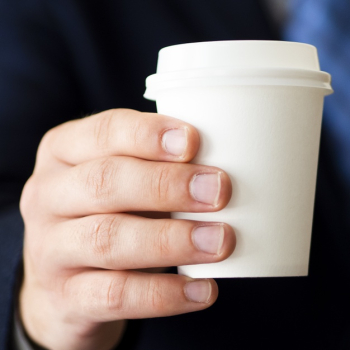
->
184;280;212;303
190;173;221;206
192;225;224;255
162;128;187;157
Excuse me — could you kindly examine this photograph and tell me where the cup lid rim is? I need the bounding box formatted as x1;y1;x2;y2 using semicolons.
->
155;40;322;74
158;40;317;54
144;67;333;100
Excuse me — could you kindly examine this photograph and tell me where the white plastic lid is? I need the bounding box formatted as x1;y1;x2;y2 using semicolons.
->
144;41;333;100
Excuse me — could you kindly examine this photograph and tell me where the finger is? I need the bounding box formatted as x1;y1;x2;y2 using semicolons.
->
41;157;232;217
37;109;200;168
46;214;236;270
64;270;218;322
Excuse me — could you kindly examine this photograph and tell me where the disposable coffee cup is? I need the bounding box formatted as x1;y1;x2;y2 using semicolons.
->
144;41;333;278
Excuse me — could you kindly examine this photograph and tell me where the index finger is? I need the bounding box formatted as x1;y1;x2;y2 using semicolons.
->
37;109;200;167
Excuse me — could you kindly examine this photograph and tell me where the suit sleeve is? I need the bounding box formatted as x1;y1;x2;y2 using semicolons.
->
0;0;83;347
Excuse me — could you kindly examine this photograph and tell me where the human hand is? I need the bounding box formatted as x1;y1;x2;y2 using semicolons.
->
19;109;235;350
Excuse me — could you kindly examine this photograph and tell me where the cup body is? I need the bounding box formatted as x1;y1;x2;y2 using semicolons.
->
158;85;324;277
144;41;332;278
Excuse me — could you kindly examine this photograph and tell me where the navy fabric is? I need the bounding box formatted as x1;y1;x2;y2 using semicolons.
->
0;1;274;349
286;0;350;186
285;0;350;232
285;2;350;347
0;0;349;349
0;208;23;350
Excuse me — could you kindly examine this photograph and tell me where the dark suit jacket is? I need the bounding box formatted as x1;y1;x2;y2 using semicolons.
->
0;1;349;349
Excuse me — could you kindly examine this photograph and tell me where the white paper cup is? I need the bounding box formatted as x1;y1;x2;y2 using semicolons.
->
144;41;333;278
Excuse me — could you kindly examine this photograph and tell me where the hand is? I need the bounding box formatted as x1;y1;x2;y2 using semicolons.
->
19;109;235;350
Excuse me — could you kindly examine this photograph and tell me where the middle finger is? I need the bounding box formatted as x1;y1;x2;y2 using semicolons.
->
46;214;236;270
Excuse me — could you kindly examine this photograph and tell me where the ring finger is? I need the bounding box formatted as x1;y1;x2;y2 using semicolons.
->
45;214;236;271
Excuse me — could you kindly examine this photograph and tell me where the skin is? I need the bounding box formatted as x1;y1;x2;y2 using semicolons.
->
19;109;235;350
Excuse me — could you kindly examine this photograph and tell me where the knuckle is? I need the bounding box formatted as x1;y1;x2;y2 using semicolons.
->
103;274;129;313
155;221;171;258
20;176;39;220
85;157;117;203
146;276;165;312
36;125;65;165
89;216;120;262
93;110;114;150
20;127;63;219
151;164;171;202
20;177;52;264
37;128;55;156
